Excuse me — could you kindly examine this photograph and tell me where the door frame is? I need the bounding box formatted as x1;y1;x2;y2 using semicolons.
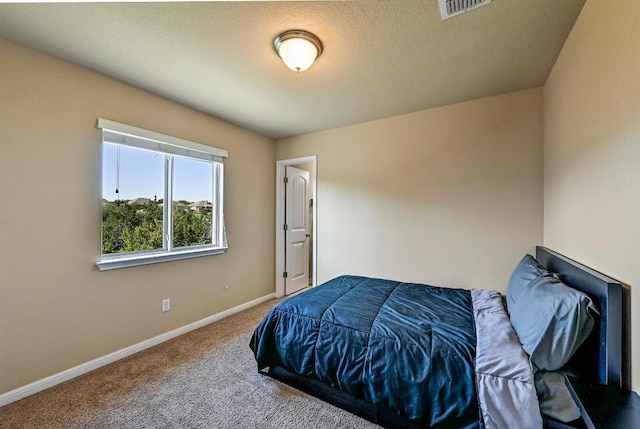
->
276;156;317;298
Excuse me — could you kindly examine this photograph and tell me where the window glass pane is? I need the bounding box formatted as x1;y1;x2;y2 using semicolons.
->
172;157;214;248
102;143;164;254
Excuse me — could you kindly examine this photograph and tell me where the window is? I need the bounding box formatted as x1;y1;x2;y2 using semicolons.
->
96;118;228;271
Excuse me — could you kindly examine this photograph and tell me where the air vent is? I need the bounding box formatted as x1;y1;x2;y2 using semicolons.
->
438;0;491;20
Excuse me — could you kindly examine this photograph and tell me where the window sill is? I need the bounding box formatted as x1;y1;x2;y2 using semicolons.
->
96;247;227;271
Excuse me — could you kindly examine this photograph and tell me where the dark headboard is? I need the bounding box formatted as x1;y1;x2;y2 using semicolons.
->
536;246;622;387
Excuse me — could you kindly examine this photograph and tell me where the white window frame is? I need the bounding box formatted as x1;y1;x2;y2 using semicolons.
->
96;118;228;271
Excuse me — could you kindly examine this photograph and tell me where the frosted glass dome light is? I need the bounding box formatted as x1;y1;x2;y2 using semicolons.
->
273;30;323;73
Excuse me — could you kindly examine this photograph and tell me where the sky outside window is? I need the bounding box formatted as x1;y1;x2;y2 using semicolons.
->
102;143;212;203
173;156;213;203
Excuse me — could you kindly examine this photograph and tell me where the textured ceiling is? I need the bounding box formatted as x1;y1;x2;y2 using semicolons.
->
0;1;585;139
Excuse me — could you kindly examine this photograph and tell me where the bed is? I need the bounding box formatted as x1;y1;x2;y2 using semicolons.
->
250;247;622;428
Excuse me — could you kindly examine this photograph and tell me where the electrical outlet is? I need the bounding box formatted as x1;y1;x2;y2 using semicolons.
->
162;298;170;312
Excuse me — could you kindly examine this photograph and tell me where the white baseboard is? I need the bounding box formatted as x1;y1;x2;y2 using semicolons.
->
0;293;275;407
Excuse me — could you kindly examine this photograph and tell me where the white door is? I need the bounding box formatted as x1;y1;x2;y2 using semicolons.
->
285;166;310;295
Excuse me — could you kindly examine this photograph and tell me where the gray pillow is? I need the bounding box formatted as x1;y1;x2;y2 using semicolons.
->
506;254;551;313
535;369;581;422
510;275;597;371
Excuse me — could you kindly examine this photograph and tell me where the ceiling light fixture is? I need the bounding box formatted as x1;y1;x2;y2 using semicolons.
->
273;30;323;73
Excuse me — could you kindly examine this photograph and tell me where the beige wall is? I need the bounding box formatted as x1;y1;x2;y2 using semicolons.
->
276;88;544;292
543;0;640;391
0;39;275;395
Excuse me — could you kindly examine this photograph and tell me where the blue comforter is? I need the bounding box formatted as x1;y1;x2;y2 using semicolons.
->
250;275;479;428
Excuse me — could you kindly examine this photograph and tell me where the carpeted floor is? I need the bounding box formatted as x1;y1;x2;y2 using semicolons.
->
0;299;378;428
